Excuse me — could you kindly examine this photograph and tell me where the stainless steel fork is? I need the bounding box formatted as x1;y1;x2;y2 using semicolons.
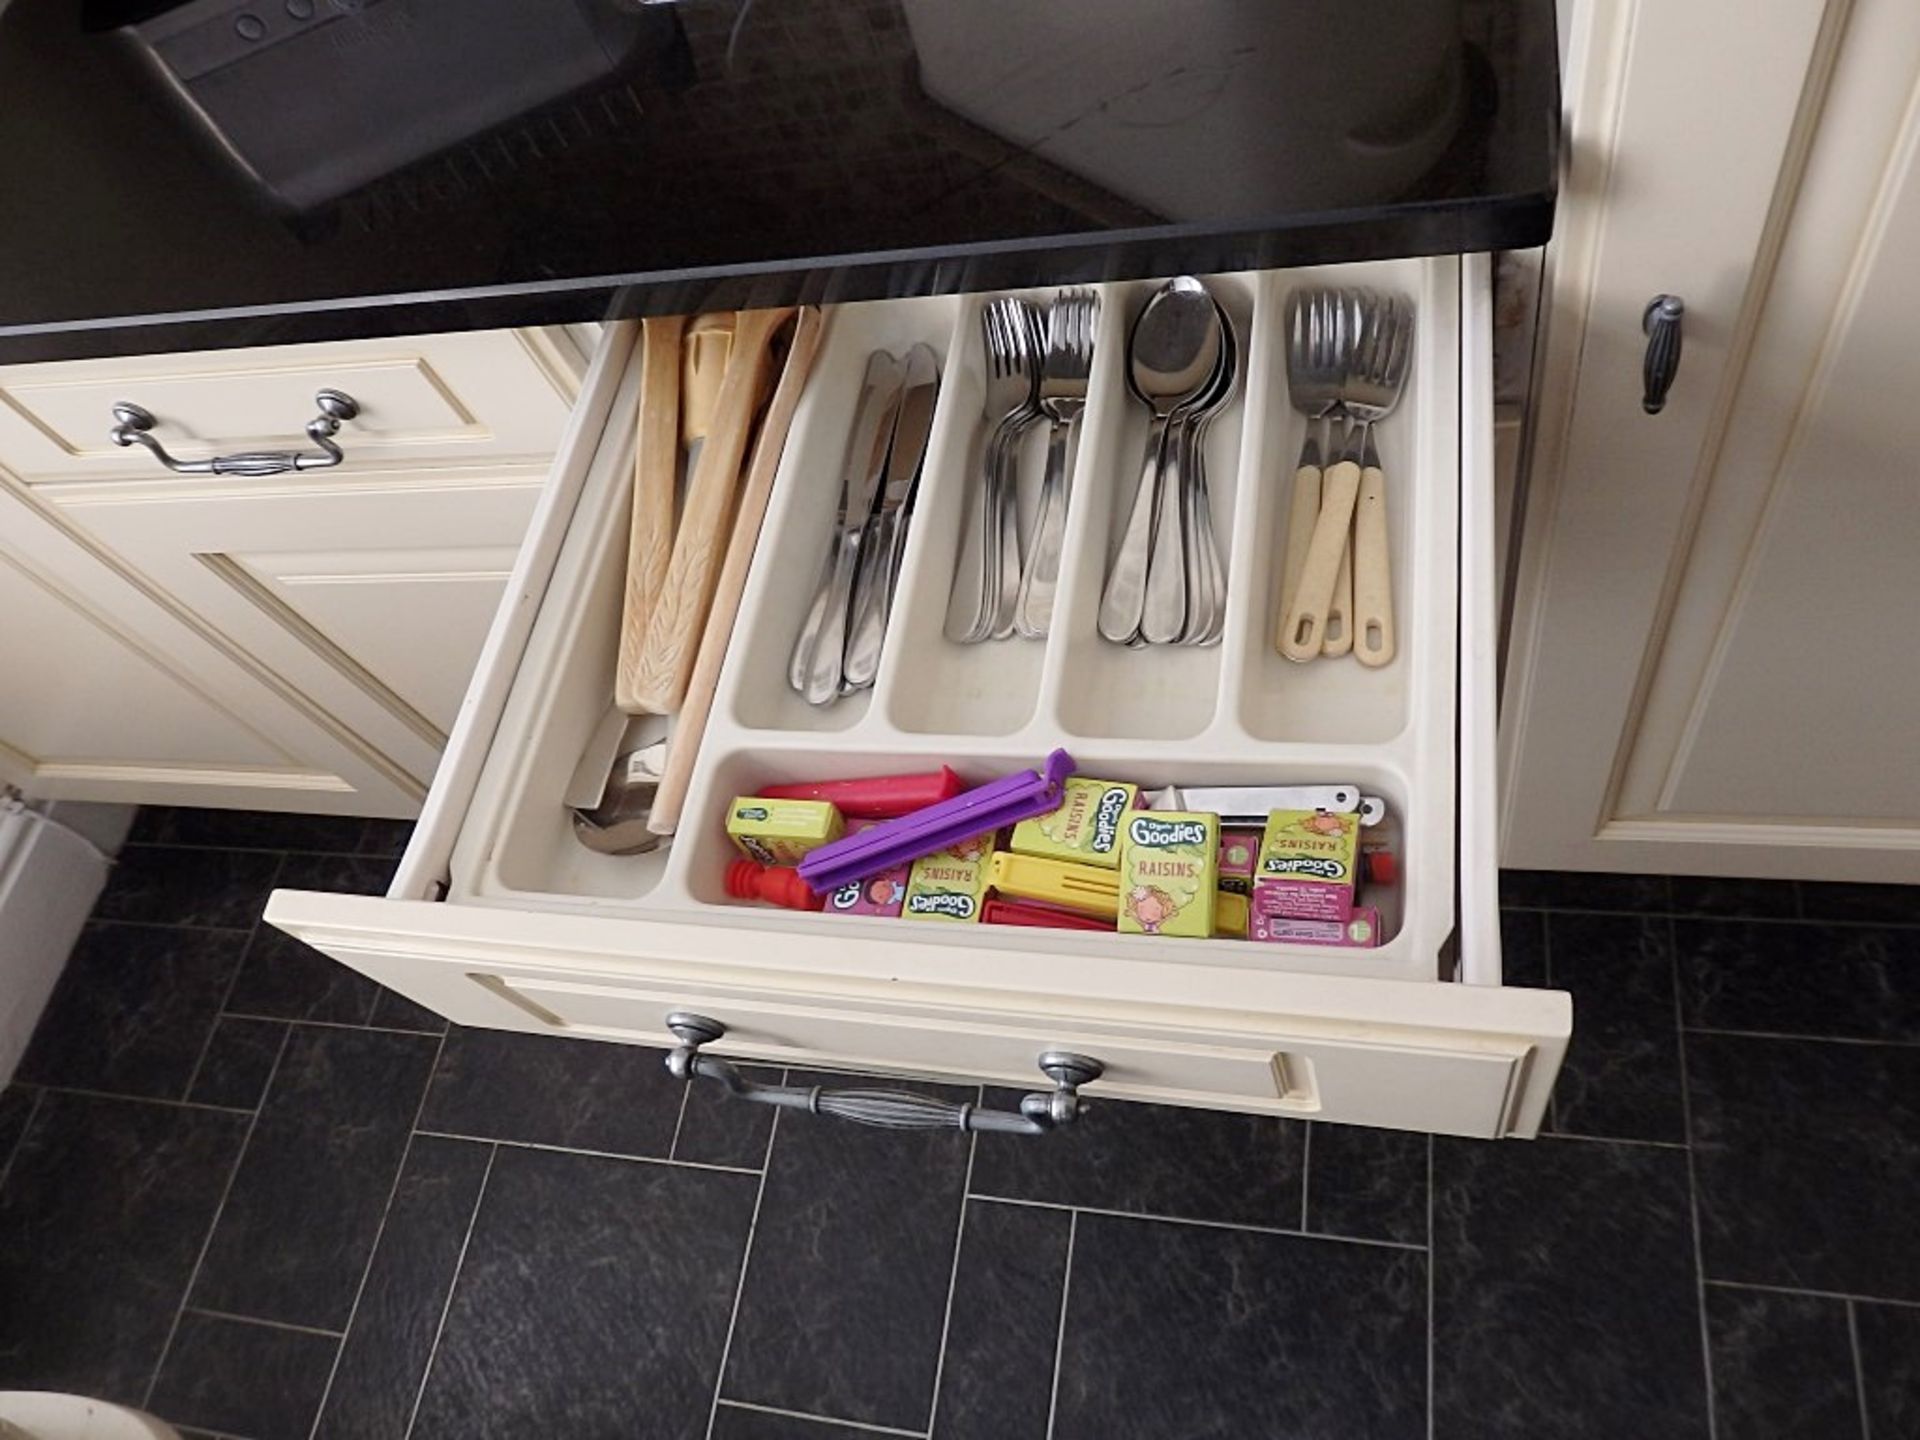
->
1014;288;1098;638
947;298;1040;644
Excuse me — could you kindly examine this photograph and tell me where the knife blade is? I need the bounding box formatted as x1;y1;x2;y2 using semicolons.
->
842;342;941;691
789;349;907;703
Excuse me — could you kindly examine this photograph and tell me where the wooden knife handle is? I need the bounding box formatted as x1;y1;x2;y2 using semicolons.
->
1352;461;1395;667
1277;457;1360;661
614;315;684;714
649;306;826;836
631;306;796;713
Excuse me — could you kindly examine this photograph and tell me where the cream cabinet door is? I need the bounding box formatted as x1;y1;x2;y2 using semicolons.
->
1503;0;1920;882
45;470;544;793
0;478;420;814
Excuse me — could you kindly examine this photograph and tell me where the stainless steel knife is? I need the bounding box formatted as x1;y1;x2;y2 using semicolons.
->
789;349;907;705
842;342;941;691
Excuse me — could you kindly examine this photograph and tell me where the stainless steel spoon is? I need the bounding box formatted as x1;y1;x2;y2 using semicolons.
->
1098;279;1222;645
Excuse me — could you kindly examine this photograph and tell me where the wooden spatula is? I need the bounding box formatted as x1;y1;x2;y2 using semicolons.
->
614;316;684;714
629;306;795;713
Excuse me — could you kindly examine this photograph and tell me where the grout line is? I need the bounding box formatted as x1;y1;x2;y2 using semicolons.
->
1298;1122;1312;1233
142;1023;295;1410
221;1011;446;1038
714;1399;926;1438
182;1305;345;1339
1426;1133;1435;1440
1681;1026;1920;1050
0;1086;46;1192
1542;911;1559;1136
411;1129;760;1177
308;1028;449;1440
402;1141;497;1440
1538;1130;1690;1150
1848;1300;1872;1440
967;1192;1429;1252
1671;917;1718;1440
19;1082;253;1117
180;852;285;1103
84;916;258;937
666;1079;692;1163
705;1107;780;1440
1043;1211;1078;1440
1501;902;1920;931
924;1094;982;1437
1705;1277;1920;1312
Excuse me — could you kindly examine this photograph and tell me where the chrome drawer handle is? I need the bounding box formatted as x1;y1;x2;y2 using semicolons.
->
664;1012;1104;1135
109;390;360;476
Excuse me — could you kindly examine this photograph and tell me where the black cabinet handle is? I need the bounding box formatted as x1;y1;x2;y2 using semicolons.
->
1641;295;1684;415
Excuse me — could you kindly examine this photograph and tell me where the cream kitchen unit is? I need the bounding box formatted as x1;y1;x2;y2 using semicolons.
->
0;327;585;814
266;253;1575;1140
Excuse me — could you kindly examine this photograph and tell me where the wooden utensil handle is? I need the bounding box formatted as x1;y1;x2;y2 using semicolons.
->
1352;461;1395;667
1277;458;1359;661
1324;533;1353;657
1275;462;1321;633
632;307;796;713
615;316;685;714
649;307;826;836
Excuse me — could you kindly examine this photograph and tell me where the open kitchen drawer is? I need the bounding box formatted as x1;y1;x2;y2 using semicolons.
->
266;254;1570;1139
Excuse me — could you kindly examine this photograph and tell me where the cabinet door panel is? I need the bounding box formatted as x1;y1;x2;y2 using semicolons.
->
0;482;420;814
1503;0;1920;879
48;475;541;786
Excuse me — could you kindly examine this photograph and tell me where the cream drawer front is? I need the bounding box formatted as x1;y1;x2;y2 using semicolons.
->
267;253;1573;1138
0;328;581;483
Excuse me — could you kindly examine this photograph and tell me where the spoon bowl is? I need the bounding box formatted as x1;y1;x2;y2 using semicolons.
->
1101;279;1226;644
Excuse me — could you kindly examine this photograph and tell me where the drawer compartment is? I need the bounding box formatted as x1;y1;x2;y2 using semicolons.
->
267;255;1572;1138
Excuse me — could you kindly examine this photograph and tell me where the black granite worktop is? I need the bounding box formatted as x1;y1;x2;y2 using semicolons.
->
0;0;1557;362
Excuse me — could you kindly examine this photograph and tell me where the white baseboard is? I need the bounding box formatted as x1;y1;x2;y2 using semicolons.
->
0;802;131;1082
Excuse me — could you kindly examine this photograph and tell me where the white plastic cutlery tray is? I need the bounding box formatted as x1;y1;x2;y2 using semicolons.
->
266;254;1572;1140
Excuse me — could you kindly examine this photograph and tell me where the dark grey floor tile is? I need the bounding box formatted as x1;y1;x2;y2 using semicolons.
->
356;819;416;859
187;1017;288;1110
1432;1137;1708;1440
1545;912;1685;1143
412;1147;755;1440
672;1064;778;1169
132;807;370;854
1688;1033;1920;1301
1500;869;1668;912
1304;1123;1428;1245
725;1075;972;1431
712;1405;886;1440
19;923;247;1100
0;1086;34;1175
1668;875;1798;919
970;1091;1304;1229
1054;1213;1426;1440
316;1137;491;1440
192;1026;438;1329
0;1092;246;1403
225;926;381;1026
275;851;399;897
934;1200;1070;1440
1799;880;1920;925
1676;918;1920;1042
1704;1286;1859;1440
1500;907;1548;986
93;845;283;930
367;987;447;1034
150;1311;338;1440
1856;1301;1920;1438
419;1028;682;1157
